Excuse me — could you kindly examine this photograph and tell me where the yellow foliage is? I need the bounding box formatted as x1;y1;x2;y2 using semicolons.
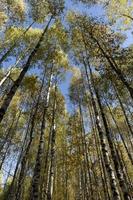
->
54;48;68;68
0;11;8;27
5;27;42;44
106;0;133;29
7;0;26;21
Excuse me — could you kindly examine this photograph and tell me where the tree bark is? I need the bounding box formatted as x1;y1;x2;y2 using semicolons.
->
15;73;46;200
83;58;121;200
0;15;53;123
91;35;133;100
47;85;57;200
0;21;35;65
30;72;53;200
87;59;131;200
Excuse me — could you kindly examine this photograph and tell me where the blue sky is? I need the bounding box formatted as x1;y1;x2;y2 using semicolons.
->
1;0;133;112
59;0;106;111
1;0;133;183
59;0;133;111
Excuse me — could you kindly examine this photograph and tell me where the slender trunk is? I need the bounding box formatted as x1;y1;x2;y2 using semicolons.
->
3;160;13;190
0;114;16;154
91;35;133;100
81;72;111;200
47;121;56;200
42;124;53;199
6;148;25;200
0;143;10;171
73;110;86;200
87;59;131;200
0;109;21;155
0;21;35;65
30;72;53;200
116;145;133;192
0;15;53;123
0;45;31;88
0;110;22;172
47;86;57;200
113;84;133;137
0;78;12;102
106;114;131;195
104;98;133;165
45;164;51;199
78;103;93;200
83;58;121;200
6;99;35;200
87;100;111;200
0;70;11;87
81;102;103;200
122;14;133;21
15;73;46;200
115;147;132;193
79;168;83;200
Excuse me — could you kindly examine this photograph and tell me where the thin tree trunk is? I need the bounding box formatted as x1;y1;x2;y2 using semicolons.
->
0;21;35;65
0;45;31;88
0;15;53;123
91;35;133;100
122;14;133;21
6;98;36;200
0;70;11;87
106;114;132;195
87;99;111;200
81;72;111;200
47;85;57;200
30;72;53;200
104;97;133;165
15;73;46;200
78;103;94;200
42;124;53;199
113;84;133;137
0;114;16;154
83;58;121;200
0;109;22;155
3;159;13;190
47;121;56;200
87;59;131;200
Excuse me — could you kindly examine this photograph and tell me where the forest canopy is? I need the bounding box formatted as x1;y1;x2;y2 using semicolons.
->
0;0;133;200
